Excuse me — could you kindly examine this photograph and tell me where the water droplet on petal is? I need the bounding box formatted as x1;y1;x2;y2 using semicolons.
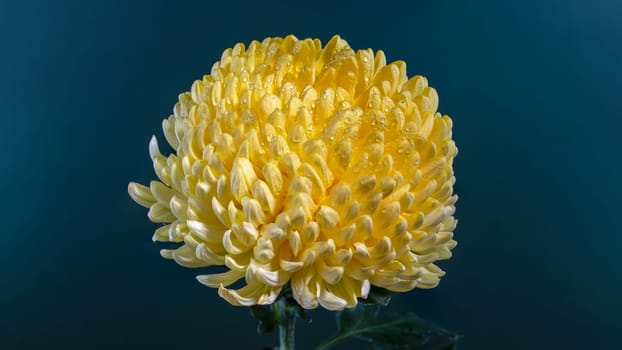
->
293;42;302;54
243;111;256;124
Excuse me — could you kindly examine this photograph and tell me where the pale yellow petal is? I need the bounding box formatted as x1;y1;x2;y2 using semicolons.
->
128;35;458;310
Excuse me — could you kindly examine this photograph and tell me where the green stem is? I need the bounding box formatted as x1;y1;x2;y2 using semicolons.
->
277;297;296;350
315;336;342;350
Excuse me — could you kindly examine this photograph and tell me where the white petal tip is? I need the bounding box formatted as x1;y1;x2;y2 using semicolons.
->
196;275;213;287
148;135;160;160
361;280;371;298
159;249;173;259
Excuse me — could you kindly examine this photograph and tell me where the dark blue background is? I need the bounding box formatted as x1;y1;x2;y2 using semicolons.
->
1;0;620;349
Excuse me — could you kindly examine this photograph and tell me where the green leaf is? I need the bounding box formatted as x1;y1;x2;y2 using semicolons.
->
280;285;312;323
249;284;312;337
250;305;278;335
359;285;392;306
316;305;462;350
293;305;312;323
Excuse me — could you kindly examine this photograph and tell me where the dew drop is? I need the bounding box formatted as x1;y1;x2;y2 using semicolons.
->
415;134;425;144
293;42;302;54
243;111;256;123
362;56;369;63
291;132;303;143
397;139;413;155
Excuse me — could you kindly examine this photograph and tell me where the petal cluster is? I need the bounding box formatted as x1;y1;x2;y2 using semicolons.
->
128;35;458;310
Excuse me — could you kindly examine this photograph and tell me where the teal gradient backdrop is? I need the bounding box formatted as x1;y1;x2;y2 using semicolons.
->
1;0;620;349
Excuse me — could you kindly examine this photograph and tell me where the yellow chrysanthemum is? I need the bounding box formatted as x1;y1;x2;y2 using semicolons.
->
128;35;457;310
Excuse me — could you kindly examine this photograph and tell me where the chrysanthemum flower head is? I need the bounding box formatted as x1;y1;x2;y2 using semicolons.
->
128;35;457;310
